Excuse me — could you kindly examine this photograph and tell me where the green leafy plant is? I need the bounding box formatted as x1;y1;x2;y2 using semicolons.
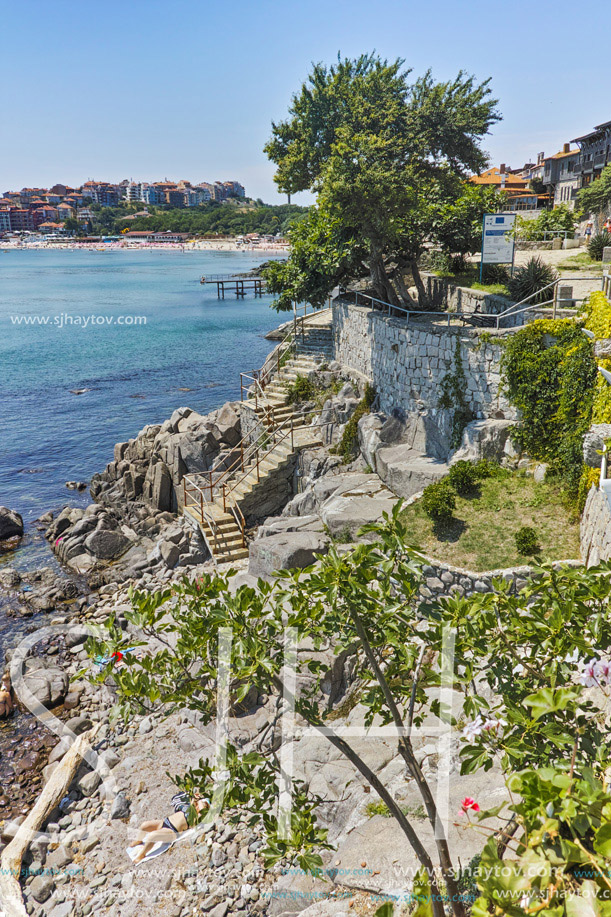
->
506;256;558;305
447;460;479;495
334;383;376;462
473;458;501;479
439;339;474;447
286;374;316;404
514;525;540;556
502;319;597;502
472;768;611;916
421;481;456;521
588;231;611;262
85;506;611;917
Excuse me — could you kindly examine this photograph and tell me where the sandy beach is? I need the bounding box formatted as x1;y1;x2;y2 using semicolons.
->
0;238;289;254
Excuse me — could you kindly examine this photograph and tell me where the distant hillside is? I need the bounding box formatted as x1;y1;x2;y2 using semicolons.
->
88;200;309;237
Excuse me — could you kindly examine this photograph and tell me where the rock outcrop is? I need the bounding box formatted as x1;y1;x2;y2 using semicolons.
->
90;403;243;515
0;506;24;551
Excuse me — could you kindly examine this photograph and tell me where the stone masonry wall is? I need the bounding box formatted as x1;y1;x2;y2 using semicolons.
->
418;556;581;600
423;273;514;317
332;300;516;420
581;485;611;565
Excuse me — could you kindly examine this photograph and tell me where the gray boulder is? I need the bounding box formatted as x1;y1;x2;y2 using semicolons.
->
22;662;69;708
160;540;180;568
449;418;515;465
583;424;611;468
0;506;24;541
249;532;330;578
214;403;242;447
320;477;398;538
149;461;173;511
84;528;131;560
376;446;448;499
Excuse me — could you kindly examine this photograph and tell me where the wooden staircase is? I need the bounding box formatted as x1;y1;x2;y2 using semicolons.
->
182;311;332;566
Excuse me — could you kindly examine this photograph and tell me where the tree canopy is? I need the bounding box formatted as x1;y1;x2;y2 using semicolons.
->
263;54;501;307
578;164;611;222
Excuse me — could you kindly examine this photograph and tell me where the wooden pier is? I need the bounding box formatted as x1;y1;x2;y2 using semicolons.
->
200;274;267;298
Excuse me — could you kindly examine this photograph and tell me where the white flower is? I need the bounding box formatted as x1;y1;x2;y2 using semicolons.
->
579;659;599;687
482;716;507;734
462;716;485;741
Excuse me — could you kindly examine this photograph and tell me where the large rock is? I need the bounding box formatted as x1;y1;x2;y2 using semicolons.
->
249;531;330;578
583;424;611;468
84;528;131;560
0;507;23;540
22;662;69;709
375;446;448;499
149;461;173;511
320;477;398;537
449;418;515;465
214;403;242;447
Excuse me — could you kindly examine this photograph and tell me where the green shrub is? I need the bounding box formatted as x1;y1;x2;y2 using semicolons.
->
480;263;510;285
287;374;316;404
514;525;540;556
502;319;597;503
446;460;479;494
421;481;456;521
587;231;611;261
506;256;558;305
334;383;376;462
473;457;501;479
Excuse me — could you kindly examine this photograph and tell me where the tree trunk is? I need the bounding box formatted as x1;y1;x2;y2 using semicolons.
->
349;608;466;917
410;258;429;307
369;243;400;307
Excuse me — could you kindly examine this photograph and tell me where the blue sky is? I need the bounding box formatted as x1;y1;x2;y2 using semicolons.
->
1;0;607;203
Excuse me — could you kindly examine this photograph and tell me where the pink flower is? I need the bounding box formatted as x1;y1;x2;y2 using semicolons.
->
461;797;480;813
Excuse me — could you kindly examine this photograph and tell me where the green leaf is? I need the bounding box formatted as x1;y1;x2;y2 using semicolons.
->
594;822;611;857
374;904;394;917
411;868;433;917
524;687;580;721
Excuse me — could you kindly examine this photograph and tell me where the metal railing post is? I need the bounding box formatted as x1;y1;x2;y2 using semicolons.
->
240;438;244;471
222;483;227;513
200;491;204;522
291;419;294;452
182;478;186;508
256;449;260;482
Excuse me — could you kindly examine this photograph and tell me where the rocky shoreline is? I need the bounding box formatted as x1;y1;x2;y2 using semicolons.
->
0;315;583;917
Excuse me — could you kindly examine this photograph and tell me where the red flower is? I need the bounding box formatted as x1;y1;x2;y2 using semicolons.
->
461;797;480;813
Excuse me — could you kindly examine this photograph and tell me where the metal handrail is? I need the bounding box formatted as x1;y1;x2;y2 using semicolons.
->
351;290;473;326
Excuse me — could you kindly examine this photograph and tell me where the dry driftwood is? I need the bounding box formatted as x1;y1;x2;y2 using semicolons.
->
0;725;99;917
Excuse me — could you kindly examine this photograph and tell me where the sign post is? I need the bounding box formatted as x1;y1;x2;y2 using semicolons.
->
479;212;517;282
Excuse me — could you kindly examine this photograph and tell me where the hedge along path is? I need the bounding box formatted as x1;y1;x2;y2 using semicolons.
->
0;725;99;917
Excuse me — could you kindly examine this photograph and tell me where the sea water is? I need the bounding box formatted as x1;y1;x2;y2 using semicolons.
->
0;248;285;558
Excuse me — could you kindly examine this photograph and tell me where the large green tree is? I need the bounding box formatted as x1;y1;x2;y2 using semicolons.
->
264;54;500;307
578;164;611;228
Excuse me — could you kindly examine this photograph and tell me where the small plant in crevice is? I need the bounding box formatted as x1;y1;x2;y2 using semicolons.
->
438;338;474;448
333;383;376;463
421;480;456;521
287;374;316;404
514;525;541;556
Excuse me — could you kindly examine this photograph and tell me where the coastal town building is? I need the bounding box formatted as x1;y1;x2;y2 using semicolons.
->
572;120;611;188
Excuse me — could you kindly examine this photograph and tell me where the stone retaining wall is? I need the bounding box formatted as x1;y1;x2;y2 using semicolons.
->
418;556;581;600
423;273;513;317
580;485;611;565
332;300;516;419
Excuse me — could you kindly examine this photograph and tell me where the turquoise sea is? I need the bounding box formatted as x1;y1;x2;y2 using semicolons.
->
0;248;285;559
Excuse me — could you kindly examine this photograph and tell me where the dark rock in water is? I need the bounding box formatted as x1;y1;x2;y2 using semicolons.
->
65;481;88;491
0;507;23;541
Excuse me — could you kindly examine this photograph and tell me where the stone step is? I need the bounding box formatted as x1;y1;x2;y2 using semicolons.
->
216;548;250;563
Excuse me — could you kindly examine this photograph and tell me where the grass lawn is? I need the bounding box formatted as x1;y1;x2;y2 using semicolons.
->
557;252;603;273
399;468;581;571
434;268;510;298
